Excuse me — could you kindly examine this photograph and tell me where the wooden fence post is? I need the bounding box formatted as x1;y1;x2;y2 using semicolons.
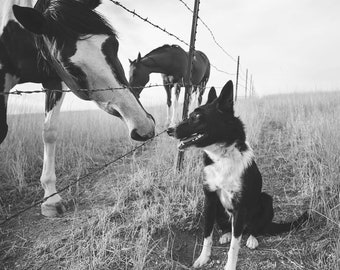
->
235;56;240;102
176;0;200;171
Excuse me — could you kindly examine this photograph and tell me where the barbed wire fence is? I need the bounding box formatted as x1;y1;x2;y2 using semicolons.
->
0;83;237;96
0;0;257;225
2;0;255;98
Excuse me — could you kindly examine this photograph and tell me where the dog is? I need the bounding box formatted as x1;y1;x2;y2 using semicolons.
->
167;80;308;270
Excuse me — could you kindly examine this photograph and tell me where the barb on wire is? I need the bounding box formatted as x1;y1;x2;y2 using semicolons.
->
0;129;167;226
178;0;237;63
109;1;189;47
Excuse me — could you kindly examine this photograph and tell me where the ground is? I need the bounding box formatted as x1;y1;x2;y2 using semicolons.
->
0;93;339;270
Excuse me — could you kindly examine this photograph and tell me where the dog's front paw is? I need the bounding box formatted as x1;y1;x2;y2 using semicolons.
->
193;254;210;268
224;263;236;270
246;235;259;249
219;232;232;244
224;259;237;270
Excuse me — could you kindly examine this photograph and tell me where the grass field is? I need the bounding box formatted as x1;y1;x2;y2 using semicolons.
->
0;91;339;270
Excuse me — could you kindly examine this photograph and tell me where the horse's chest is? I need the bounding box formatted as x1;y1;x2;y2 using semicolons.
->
204;158;243;211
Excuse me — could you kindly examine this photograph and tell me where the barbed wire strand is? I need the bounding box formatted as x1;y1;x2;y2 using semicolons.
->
0;129;167;226
109;0;189;47
1;82;236;96
210;63;235;76
0;83;167;96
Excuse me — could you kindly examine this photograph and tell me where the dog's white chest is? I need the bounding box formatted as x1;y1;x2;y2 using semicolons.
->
203;144;254;210
204;158;241;192
204;157;242;210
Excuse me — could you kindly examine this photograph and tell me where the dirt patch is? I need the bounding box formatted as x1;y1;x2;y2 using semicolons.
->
148;218;315;270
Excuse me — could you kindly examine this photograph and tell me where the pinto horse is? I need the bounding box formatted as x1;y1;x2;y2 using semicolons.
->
0;0;155;217
129;44;210;127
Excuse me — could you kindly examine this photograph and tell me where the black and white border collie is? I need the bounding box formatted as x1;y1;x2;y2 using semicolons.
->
167;80;308;270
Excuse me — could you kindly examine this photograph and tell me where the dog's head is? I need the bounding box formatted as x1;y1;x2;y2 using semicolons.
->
167;80;245;150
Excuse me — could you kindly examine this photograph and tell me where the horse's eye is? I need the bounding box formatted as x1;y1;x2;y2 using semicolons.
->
192;113;201;121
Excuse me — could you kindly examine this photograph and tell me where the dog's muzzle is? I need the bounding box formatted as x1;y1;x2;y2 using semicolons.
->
167;127;176;137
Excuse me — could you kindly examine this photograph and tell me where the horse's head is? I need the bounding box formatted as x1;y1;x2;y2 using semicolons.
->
129;53;150;98
13;0;155;141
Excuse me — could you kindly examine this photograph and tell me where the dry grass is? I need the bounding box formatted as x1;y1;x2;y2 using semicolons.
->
0;91;339;270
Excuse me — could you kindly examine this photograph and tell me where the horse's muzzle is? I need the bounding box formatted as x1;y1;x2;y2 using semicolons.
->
130;128;154;141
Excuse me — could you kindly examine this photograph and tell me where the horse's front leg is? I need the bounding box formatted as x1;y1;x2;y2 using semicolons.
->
40;83;66;217
198;82;206;106
170;83;181;127
188;86;199;113
0;94;8;143
164;82;172;127
0;72;20;143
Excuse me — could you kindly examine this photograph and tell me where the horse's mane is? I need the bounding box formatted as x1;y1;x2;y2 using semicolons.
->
34;0;116;77
144;44;182;58
36;0;115;41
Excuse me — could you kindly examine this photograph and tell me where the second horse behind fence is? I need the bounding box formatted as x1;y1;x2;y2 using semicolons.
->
129;44;210;126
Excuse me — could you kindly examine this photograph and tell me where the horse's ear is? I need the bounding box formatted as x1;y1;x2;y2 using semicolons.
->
206;87;217;104
217;80;234;113
129;59;133;64
13;5;47;35
136;52;142;62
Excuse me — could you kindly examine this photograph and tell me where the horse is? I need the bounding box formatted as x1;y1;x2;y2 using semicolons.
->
0;0;155;217
129;44;210;127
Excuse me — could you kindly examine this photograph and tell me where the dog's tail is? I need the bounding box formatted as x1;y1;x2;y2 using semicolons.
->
264;211;309;235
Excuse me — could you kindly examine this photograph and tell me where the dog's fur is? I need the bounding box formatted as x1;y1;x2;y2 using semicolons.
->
167;80;308;270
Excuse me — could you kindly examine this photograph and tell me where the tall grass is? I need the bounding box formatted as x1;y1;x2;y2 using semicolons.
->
0;92;339;270
261;93;340;223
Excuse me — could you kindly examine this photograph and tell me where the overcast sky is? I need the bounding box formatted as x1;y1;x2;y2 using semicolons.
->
9;0;340;113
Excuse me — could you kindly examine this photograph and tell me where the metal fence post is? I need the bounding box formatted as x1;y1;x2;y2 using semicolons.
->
235;56;240;102
176;0;200;171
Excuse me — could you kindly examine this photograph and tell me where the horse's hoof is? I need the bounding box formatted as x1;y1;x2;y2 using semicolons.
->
41;201;66;217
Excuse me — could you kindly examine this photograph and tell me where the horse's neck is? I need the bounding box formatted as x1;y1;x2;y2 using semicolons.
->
1;0;34;32
141;55;171;74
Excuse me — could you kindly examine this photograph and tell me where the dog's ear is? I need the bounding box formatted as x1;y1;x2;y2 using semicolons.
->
217;80;234;113
206;87;217;104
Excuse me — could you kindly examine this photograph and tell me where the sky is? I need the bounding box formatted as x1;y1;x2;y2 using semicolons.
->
8;0;340;114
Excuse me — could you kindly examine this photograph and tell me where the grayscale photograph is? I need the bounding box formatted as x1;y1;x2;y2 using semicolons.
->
0;1;339;269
